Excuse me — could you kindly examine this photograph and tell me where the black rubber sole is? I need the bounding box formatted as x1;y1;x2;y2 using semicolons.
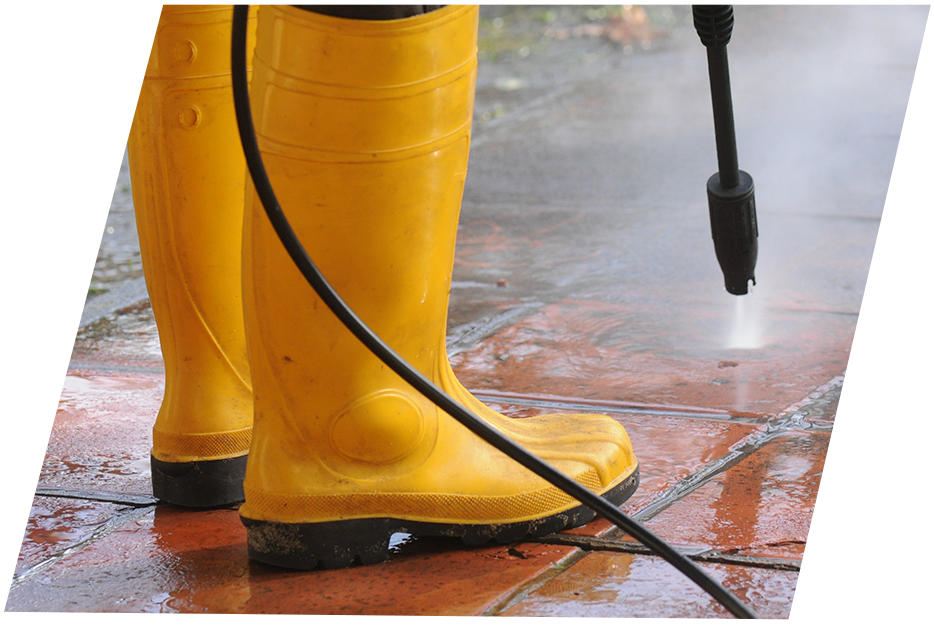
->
151;454;247;508
242;466;639;569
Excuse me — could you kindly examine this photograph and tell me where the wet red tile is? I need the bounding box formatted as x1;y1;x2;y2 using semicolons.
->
499;551;797;618
615;414;763;515
624;431;931;572
569;413;763;538
15;496;134;575
481;400;762;537
40;373;162;496
450;298;853;417
7;505;578;614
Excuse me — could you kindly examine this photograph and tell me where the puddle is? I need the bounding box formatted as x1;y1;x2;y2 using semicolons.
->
42;372;160;494
58;372;162;414
388;532;413;552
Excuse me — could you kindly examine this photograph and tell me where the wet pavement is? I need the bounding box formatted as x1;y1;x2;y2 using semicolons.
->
5;5;929;618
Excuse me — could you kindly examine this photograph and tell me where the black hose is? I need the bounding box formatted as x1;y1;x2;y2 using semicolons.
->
230;6;758;619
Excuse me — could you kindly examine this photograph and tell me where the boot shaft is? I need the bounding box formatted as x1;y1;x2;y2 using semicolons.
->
130;6;256;465
243;6;478;477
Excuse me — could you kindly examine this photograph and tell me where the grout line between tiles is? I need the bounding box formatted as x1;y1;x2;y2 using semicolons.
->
481;546;589;616
535;534;802;572
10;505;156;590
35;486;159;507
632;327;931;522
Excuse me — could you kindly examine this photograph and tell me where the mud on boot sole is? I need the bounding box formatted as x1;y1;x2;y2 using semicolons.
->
242;467;639;569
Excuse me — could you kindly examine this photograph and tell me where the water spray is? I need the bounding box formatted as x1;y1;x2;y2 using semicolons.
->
694;5;758;296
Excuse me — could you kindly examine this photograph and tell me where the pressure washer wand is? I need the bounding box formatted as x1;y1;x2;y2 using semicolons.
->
694;5;758;296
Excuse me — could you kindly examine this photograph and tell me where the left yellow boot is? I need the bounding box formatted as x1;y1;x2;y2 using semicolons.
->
237;5;638;569
129;6;256;507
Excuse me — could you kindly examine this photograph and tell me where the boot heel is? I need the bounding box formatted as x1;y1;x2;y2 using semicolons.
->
242;517;394;570
151;455;247;508
131;6;256;509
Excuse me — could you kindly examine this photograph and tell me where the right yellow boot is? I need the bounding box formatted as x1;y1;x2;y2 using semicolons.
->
239;5;638;568
129;6;256;507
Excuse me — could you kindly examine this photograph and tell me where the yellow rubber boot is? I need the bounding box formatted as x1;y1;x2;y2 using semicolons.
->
129;6;257;507
239;5;639;568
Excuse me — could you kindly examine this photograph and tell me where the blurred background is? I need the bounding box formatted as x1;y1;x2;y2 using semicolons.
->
3;4;690;339
3;4;931;348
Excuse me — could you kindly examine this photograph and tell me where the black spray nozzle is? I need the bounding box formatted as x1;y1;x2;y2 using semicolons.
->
693;5;758;296
707;170;757;295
